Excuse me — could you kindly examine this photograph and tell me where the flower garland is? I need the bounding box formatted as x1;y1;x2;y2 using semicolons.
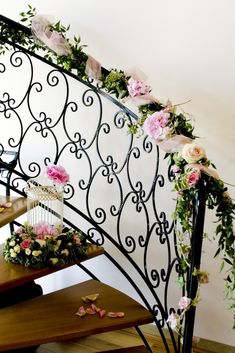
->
0;5;234;330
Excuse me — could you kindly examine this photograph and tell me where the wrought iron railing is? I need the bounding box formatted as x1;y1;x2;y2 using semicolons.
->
0;14;206;353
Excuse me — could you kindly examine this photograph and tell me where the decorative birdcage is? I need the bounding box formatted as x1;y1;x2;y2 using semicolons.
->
25;177;64;227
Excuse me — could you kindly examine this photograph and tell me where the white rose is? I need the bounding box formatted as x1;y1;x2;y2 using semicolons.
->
25;248;31;255
14;245;21;254
181;143;206;164
50;258;59;265
10;250;17;258
9;240;16;246
32;250;42;257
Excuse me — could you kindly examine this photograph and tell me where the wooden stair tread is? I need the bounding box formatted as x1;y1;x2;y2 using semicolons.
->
99;346;149;353
0;243;104;292
0;279;154;351
0;196;27;228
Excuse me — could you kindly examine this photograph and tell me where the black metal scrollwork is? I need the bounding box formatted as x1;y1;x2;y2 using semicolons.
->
0;15;205;353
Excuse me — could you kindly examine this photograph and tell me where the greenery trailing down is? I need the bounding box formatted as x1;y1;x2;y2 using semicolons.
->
0;4;234;330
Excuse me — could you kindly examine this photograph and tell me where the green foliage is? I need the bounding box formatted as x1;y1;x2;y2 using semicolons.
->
102;69;130;99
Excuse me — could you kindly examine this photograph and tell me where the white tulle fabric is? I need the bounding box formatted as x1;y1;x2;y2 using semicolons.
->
31;15;71;56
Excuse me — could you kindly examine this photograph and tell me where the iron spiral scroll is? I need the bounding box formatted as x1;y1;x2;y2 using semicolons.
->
0;14;206;353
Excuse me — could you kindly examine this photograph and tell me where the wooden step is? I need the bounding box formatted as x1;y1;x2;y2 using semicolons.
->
0;243;104;292
0;196;27;228
99;346;150;353
0;279;154;351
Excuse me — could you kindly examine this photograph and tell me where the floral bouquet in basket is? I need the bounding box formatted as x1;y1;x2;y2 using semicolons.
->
3;222;87;269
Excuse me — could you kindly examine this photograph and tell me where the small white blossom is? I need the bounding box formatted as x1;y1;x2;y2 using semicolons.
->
32;250;42;257
25;248;31;255
13;245;21;254
10;250;17;258
61;249;69;256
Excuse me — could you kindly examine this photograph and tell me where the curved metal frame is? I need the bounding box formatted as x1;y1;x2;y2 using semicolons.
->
0;15;206;353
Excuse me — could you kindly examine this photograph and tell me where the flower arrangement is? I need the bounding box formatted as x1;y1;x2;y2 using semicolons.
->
3;163;86;269
0;5;234;330
3;222;87;269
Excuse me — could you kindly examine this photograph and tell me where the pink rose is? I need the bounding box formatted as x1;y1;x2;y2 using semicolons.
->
21;239;32;250
45;164;70;186
178;296;191;310
33;222;59;238
143;110;170;139
127;78;151;97
186;168;201;187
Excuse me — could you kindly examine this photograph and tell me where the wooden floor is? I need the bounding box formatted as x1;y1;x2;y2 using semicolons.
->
36;328;213;353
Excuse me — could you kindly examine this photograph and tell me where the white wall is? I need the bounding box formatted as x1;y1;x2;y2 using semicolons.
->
1;0;235;347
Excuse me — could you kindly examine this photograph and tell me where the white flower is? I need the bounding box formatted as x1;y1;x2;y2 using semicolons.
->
61;249;69;256
32;250;42;257
178;296;192;310
13;245;21;254
9;240;16;246
25;248;31;255
50;258;59;265
181;143;206;164
54;239;62;252
10;249;17;258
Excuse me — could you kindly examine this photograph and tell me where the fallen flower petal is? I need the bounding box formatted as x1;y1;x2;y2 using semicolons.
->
107;312;117;318
2;202;12;208
90;303;100;312
81;293;99;302
75;306;86;317
107;311;125;318
116;311;125;318
86;307;97;315
99;309;106;318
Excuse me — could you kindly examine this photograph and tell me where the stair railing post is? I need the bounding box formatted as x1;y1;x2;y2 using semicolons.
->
182;177;206;353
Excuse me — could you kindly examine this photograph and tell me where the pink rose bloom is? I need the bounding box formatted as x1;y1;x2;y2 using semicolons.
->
187;168;201;187
127;78;151;97
143;110;170;139
16;226;24;234
21;238;32;250
33;222;59;238
178;296;191;310
166;312;179;330
19;233;27;239
45;164;70;186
